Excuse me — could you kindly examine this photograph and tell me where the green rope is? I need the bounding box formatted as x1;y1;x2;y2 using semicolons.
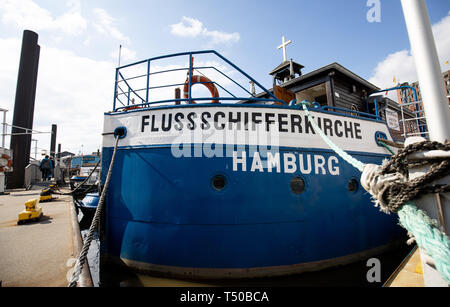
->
398;203;450;283
300;102;364;172
299;100;450;284
378;140;396;155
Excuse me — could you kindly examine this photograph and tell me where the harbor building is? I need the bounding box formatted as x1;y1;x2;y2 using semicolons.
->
396;70;450;112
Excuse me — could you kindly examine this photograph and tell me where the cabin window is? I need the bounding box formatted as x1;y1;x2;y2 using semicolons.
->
295;83;328;106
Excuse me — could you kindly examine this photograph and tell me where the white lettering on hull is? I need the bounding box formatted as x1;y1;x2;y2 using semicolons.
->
233;151;340;176
103;106;394;157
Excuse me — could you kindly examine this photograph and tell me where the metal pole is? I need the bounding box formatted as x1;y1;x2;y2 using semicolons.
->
113;68;119;111
401;0;450;287
188;54;193;104
146;60;150;104
401;105;407;138
57;143;61;164
50;124;57;159
1;109;7;148
401;0;450;143
8;30;40;189
31;139;37;160
118;45;122;67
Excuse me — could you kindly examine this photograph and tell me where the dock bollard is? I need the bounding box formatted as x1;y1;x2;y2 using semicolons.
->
17;199;43;225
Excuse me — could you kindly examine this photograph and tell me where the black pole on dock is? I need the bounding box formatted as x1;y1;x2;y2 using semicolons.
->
57;143;61;163
50;124;57;159
7;30;40;189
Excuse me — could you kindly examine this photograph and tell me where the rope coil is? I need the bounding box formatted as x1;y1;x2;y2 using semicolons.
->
361;157;450;214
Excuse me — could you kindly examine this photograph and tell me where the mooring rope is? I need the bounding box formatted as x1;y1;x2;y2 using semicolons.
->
68;136;120;287
54;159;101;196
377;140;396;155
301;102;365;172
300;101;450;283
398;202;450;282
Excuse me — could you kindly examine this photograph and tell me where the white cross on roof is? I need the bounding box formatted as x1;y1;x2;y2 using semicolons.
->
278;36;292;62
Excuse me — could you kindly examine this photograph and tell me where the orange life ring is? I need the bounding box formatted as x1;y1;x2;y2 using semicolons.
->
0;154;12;172
124;105;141;111
183;75;220;104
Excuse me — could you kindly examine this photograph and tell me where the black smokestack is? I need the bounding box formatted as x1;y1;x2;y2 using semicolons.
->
50;124;57;159
7;30;40;189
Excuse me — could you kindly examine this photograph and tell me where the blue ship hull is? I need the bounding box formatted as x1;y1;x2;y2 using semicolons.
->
100;51;405;278
100;141;405;278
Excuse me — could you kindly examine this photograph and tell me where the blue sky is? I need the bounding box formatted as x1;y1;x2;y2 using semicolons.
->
0;0;449;155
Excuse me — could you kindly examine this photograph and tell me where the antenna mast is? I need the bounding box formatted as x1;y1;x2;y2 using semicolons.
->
118;45;122;67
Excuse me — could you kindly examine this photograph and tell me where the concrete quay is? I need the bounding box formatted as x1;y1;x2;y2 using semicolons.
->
0;187;87;287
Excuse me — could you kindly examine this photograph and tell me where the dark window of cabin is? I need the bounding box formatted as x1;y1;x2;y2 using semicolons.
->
315;95;327;105
296;83;329;106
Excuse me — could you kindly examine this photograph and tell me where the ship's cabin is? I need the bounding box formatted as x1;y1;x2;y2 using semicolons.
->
254;59;422;142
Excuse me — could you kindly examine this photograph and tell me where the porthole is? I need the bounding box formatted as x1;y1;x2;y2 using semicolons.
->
211;175;226;191
348;179;359;192
290;177;305;194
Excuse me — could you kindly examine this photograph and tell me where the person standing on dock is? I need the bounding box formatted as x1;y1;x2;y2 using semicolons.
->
39;155;52;182
49;156;55;180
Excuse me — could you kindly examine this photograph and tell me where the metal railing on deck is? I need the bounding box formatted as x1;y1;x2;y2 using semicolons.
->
112;50;285;112
399;100;430;139
321;106;382;120
398;95;450;139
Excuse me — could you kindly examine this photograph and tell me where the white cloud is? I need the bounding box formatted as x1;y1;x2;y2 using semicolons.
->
170;16;240;45
433;11;450;66
203;30;240;45
0;37;115;155
369;11;450;101
0;2;138;155
369;49;417;100
92;8;137;63
0;40;238;156
110;46;137;63
0;0;87;35
170;16;204;38
92;8;129;43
